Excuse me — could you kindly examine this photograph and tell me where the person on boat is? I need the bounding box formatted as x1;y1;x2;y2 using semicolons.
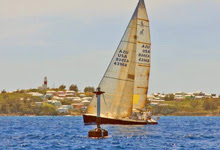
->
146;110;152;120
142;112;147;120
137;112;142;120
130;112;138;120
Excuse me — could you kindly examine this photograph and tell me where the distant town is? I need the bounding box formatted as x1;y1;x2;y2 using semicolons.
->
149;91;219;106
0;77;220;116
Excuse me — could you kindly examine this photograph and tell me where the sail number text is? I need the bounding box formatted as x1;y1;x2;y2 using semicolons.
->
138;45;150;63
114;50;129;67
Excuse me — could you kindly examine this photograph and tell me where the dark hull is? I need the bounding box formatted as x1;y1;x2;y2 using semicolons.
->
83;114;158;125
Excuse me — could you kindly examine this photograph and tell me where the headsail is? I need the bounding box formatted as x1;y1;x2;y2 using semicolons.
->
133;0;151;110
87;0;151;118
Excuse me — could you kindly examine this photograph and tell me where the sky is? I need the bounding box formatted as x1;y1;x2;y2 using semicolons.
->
0;0;220;94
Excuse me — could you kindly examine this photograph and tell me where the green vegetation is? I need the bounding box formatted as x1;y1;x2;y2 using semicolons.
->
150;98;220;116
190;100;200;108
202;99;220;110
84;86;95;93
1;88;219;116
40;103;58;115
60;99;73;105
164;94;175;101
1;89;6;94
69;84;78;92
59;85;66;90
0;92;58;116
26;89;46;95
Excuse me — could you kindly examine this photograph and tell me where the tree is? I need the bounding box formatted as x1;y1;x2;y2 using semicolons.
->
59;85;66;90
164;94;175;101
69;84;78;92
1;89;6;94
60;99;72;105
40;103;58;115
202;99;218;110
190;100;199;108
84;86;95;93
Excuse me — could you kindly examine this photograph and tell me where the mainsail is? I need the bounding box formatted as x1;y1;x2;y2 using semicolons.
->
87;0;151;119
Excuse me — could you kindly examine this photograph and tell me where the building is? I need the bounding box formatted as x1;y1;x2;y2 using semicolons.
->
27;92;44;98
47;100;62;107
72;103;83;109
46;90;57;96
57;108;68;113
82;100;90;106
58;91;66;97
38;76;48;90
66;90;76;97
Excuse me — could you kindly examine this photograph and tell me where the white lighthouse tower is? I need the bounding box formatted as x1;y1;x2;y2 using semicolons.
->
42;76;47;90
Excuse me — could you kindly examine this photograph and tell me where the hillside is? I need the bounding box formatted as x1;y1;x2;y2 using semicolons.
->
150;99;220;116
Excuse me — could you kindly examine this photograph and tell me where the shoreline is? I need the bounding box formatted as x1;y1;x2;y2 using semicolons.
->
0;114;81;117
1;114;220;117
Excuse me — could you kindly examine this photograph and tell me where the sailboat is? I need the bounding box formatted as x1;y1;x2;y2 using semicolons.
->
83;0;157;125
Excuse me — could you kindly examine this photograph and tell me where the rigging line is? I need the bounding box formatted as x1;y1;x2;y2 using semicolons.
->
104;76;134;82
102;94;107;105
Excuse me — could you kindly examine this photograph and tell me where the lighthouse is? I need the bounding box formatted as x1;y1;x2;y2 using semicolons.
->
43;76;47;90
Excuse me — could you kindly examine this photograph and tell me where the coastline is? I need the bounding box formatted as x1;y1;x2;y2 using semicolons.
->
0;114;81;117
1;114;220;117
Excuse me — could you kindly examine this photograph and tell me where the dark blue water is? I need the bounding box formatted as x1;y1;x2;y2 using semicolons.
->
0;117;220;150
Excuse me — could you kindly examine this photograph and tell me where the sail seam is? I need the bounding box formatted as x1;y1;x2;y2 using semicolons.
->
104;76;134;82
137;41;151;45
137;24;149;27
128;27;137;29
130;61;150;66
137;18;149;22
122;41;136;44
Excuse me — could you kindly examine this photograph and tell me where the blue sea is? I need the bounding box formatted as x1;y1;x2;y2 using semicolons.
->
0;116;219;150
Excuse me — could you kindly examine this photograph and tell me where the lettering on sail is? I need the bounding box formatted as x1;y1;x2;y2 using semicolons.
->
114;50;129;67
138;44;150;63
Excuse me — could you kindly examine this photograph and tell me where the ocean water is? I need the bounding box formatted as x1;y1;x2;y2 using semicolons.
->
0;117;219;150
